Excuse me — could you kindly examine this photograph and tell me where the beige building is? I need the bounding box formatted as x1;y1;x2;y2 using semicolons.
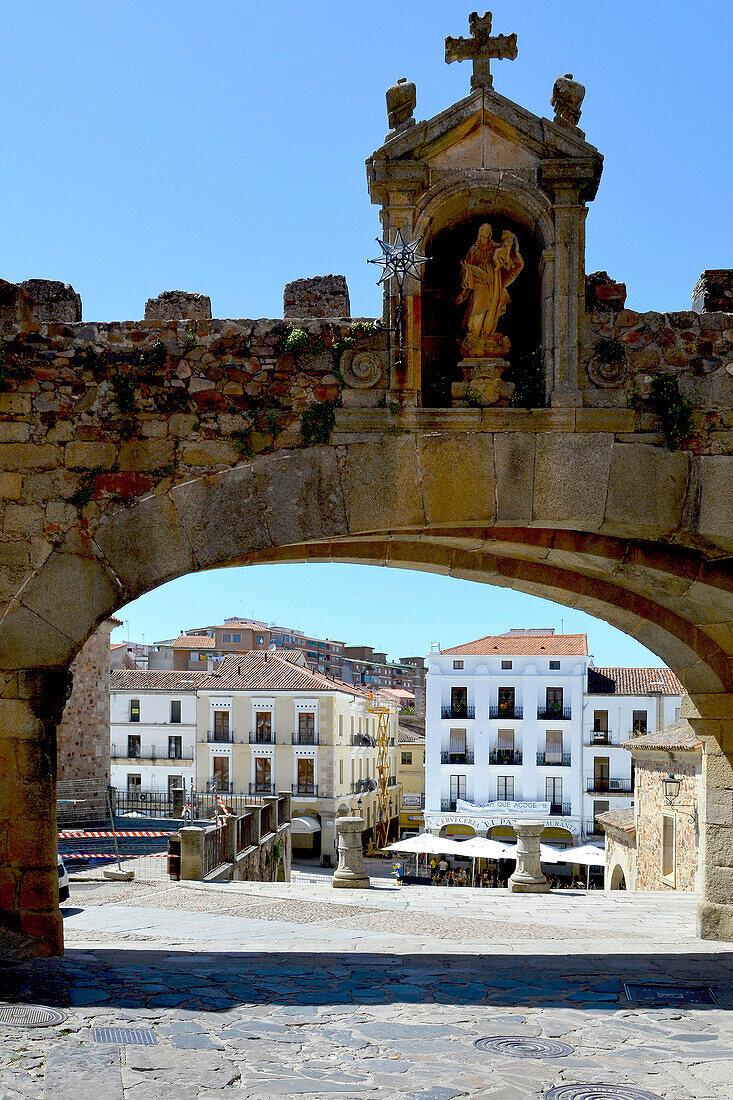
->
193;651;400;864
600;722;702;892
397;723;425;835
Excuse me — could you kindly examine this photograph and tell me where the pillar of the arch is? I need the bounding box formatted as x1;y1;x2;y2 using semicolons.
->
0;669;70;957
691;695;733;941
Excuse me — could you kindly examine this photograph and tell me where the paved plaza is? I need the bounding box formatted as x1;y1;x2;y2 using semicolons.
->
1;880;733;1098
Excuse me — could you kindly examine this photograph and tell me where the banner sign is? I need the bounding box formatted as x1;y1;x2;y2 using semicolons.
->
456;799;551;815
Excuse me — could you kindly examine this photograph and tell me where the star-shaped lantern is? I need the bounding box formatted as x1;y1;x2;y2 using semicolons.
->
368;229;428;287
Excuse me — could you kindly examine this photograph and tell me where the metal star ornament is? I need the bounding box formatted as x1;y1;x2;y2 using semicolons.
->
368;230;428;287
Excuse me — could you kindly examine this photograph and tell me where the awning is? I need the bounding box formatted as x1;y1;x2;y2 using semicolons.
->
291;816;321;835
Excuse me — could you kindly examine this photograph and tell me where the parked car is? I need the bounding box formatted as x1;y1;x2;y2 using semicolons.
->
58;858;69;903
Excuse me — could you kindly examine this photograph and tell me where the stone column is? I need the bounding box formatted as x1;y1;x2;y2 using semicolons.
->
0;668;71;957
508;819;550;893
332;816;370;889
549;185;585;408
689;695;733;941
179;827;205;880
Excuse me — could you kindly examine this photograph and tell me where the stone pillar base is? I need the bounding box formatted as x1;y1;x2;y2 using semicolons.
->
508;819;551;894
332;816;370;889
452;358;514;408
698;899;733;941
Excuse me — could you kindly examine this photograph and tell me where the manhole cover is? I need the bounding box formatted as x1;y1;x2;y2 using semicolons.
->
624;983;718;1006
475;1035;574;1059
545;1087;665;1100
0;1005;67;1027
91;1027;157;1045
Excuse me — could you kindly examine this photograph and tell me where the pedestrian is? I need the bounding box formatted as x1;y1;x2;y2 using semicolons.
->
438;857;448;881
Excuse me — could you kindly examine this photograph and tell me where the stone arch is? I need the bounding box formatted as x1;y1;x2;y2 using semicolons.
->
1;435;733;953
610;864;627;891
410;175;555;404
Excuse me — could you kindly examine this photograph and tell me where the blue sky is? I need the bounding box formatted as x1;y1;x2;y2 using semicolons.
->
4;1;727;665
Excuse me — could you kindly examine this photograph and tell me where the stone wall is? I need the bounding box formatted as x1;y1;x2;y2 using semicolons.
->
634;752;701;891
57;619;114;785
283;275;350;320
144;291;212;321
604;829;635;890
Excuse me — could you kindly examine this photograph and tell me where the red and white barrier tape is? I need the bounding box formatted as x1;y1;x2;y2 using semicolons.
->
58;830;175;838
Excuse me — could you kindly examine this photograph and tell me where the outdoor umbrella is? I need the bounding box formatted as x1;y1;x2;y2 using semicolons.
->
455;836;514;885
383;833;466;877
499;843;567;864
558;843;605;887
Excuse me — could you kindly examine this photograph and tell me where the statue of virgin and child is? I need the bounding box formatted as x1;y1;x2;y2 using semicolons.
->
456;223;524;359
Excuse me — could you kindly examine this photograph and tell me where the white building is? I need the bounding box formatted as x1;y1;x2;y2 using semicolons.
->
110;671;199;796
425;629;683;848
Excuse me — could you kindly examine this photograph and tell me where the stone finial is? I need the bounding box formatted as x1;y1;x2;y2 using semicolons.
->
551;73;585;128
144;291;212;321
386;77;416;133
283;275;350;320
445;11;518;90
20;280;82;323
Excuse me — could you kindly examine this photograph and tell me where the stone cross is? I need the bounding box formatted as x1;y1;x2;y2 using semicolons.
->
445;11;518;90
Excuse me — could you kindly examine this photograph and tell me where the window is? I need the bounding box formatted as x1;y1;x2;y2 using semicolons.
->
298;712;315;742
255;711;271;741
129;698;140;723
501;660;512;670
296;758;315;793
450;775;467;803
222;633;231;643
632;710;648;735
127;734;141;758
168;774;182;796
593;710;608;738
498;687;515;716
401;751;413;765
450;686;468;716
127;773;141;791
339;759;343;785
339;715;343;738
213;710;230;742
170;700;181;724
546;687;563;716
168;735;182;759
545;776;563;811
592;800;610;833
452;660;464;670
233;633;241;642
549;660;560;670
448;729;466;760
662;814;675;884
255;635;264;644
497;776;514;801
254;757;271;793
545;730;563;764
212;756;229;790
594;757;610;790
497;729;514;763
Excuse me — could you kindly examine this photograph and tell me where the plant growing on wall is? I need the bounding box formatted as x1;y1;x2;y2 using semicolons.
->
649;375;694;451
301;400;336;446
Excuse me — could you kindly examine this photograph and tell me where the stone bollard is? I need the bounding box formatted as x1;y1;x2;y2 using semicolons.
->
332;816;370;889
508;820;550;893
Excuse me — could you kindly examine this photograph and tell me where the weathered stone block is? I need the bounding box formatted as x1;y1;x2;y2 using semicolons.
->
64;442;117;470
0;473;22;500
692;270;733;315
493;432;535;523
533;432;613;531
603;443;689;538
179;440;238;467
585;271;627;313
418;432;496;524
283;275;350;319
0;444;60;471
253;448;347;548
170;465;271;572
337;438;424;533
144;290;212;321
119;439;175;472
20;279;81;323
691;456;733;554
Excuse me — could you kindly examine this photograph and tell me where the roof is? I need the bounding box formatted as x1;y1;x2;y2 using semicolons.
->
173;634;216;649
196;652;379;698
111;670;205;692
587;667;685;696
398;724;425;745
442;633;588;657
623;722;702;753
596;807;635;835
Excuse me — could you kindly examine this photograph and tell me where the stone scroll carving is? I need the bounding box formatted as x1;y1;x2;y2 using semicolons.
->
339;349;384;390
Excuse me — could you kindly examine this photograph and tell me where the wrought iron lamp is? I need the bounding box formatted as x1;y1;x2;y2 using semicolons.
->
368;229;428;371
662;773;698;823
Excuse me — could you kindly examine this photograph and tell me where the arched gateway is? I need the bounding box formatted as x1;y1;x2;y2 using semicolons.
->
1;15;732;955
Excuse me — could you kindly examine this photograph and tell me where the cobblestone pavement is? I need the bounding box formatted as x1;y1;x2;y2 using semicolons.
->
1;881;732;1099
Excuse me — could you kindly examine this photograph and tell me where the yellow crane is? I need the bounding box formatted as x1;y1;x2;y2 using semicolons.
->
368;694;392;850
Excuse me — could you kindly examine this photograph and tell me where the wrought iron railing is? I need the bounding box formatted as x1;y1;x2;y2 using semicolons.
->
111;745;193;761
441;798;457;811
202;825;227;877
249;731;275;744
537;706;572;720
249;782;275;795
441;706;475;719
292;732;319;745
586;778;633;793
206;730;234;743
536;752;572;767
489;749;522;765
549;802;572;816
489;705;523;719
292;783;317;797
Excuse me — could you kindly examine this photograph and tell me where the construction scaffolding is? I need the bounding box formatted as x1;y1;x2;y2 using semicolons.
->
368;695;392;850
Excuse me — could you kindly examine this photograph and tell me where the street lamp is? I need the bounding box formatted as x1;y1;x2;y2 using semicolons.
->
368;229;428;372
662;773;698;824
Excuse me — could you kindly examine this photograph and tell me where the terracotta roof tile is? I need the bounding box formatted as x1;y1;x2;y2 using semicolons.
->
623;721;702;752
398;725;425;744
111;670;204;691
587;667;685;696
173;634;216;649
597;807;635;834
442;633;588;656
197;652;384;700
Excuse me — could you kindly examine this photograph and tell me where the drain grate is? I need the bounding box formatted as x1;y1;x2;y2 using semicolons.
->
91;1027;157;1045
623;983;718;1006
545;1087;665;1100
0;1005;67;1028
475;1035;574;1059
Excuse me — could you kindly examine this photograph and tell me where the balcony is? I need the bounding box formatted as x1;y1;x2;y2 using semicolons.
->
537;706;572;720
351;778;377;794
549;802;572;816
586;778;633;794
441;798;457;811
249;782;275;795
351;733;375;747
489;705;523;720
292;732;319;745
205;731;234;744
441;751;474;765
111;744;193;762
586;819;605;836
536;752;572;767
292;783;318;798
441;705;475;719
489;749;522;766
249;731;275;745
584;732;620;747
